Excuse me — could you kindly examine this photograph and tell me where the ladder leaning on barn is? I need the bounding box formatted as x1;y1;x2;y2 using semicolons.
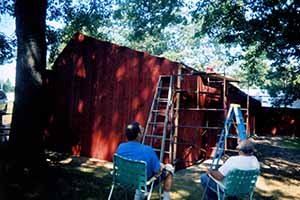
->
142;75;175;164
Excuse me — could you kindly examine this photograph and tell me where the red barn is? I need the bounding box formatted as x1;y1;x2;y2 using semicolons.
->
45;33;260;168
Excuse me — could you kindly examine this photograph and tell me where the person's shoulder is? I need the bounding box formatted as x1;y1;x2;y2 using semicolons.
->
141;144;156;153
225;155;243;163
118;142;127;147
117;142;131;150
142;144;153;150
227;155;239;160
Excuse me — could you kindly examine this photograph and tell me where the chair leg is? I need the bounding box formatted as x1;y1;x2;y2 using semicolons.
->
201;176;210;200
250;192;253;200
217;185;221;200
107;184;115;200
147;182;154;200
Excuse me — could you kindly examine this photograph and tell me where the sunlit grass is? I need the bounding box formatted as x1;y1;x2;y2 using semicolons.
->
281;138;300;149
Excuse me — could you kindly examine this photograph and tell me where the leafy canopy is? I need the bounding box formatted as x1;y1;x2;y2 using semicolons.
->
2;0;300;107
193;0;300;106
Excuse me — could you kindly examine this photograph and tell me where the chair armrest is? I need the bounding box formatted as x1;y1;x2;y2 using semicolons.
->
208;173;225;191
146;176;157;185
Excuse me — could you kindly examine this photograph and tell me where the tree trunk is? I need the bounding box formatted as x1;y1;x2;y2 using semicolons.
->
10;0;47;171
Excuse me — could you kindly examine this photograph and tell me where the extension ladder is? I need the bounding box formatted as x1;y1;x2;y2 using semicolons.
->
142;75;174;163
210;104;247;170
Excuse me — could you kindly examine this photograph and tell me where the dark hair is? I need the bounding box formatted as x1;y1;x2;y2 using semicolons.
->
238;140;254;155
125;121;141;141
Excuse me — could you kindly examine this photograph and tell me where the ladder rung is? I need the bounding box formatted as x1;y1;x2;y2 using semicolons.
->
176;125;222;129
157;87;170;90
218;134;238;139
148;122;170;126
227;134;238;138
151;110;166;115
175;90;222;96
208;80;223;83
156;98;169;102
145;135;172;141
174;108;225;111
145;135;163;139
153;148;171;154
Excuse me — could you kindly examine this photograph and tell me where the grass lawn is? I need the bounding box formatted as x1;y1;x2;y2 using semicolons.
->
2;135;298;200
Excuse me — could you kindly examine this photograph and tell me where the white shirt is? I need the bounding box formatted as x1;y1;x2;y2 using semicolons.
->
218;155;260;177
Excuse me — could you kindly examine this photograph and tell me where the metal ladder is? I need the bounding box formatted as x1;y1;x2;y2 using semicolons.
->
201;104;248;200
210;104;247;170
142;75;174;163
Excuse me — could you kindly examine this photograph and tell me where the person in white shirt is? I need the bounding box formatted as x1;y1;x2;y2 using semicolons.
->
200;139;260;200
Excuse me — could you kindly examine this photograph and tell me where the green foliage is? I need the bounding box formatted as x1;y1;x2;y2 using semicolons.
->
0;0;14;15
193;0;300;106
2;0;297;109
113;0;185;42
0;0;15;65
0;32;14;64
2;78;14;92
46;0;113;65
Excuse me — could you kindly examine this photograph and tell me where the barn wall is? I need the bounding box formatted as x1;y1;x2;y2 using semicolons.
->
47;33;179;161
256;107;300;137
174;75;224;167
46;33;261;168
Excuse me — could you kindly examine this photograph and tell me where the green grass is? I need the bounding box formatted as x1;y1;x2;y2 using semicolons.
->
281;138;300;149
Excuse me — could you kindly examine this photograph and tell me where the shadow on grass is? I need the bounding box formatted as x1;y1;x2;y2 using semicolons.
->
255;144;300;182
0;150;114;200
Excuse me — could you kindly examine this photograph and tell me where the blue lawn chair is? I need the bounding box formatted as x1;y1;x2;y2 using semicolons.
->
108;154;157;200
208;169;260;200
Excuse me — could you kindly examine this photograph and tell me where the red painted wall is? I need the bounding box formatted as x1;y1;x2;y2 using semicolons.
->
45;33;261;168
47;33;179;162
256;107;300;137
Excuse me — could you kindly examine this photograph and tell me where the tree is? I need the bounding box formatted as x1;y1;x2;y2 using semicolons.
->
193;0;300;106
45;0;187;63
0;33;14;65
0;1;15;65
2;78;14;93
113;0;184;41
9;0;47;171
3;0;188;172
46;0;114;64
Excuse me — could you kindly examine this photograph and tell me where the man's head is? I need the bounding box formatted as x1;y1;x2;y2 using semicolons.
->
125;121;143;141
236;139;255;155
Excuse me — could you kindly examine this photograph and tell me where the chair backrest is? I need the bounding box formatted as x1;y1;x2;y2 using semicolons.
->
223;169;260;196
112;154;148;192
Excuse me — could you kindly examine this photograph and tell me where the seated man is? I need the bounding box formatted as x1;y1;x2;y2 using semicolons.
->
200;139;260;200
116;121;174;200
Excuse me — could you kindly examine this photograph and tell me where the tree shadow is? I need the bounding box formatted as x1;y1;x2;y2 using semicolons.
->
255;143;300;181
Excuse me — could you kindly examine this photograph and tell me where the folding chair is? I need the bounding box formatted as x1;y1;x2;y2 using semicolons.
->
107;154;157;200
208;169;260;200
